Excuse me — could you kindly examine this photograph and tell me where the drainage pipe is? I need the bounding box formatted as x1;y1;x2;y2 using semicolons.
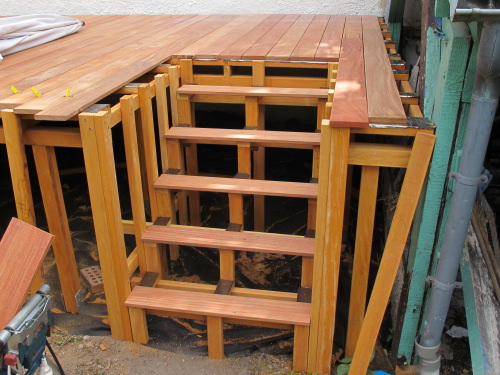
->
416;20;500;375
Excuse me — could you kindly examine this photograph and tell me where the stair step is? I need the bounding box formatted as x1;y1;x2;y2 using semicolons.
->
165;127;320;149
142;224;315;257
177;84;328;99
125;286;311;326
155;174;318;198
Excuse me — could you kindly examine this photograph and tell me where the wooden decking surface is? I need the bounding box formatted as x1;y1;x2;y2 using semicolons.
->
0;14;405;125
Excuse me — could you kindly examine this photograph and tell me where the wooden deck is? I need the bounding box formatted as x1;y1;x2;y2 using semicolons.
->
0;14;405;125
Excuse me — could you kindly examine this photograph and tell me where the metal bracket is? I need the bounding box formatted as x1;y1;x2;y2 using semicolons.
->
426;276;462;290
407;117;436;129
449;172;489;186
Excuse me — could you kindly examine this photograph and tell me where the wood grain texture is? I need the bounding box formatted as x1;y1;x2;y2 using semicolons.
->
290;15;330;61
165;126;320;148
155;174;318;198
220;15;285;60
267;14;315;60
345;166;379;356
362;16;406;124
242;14;301;59
177;85;328;98
330;21;368;128
125;286;311;326
0;218;53;330
315;15;345;61
349;132;435;374
142;224;315;257
32;146;80;313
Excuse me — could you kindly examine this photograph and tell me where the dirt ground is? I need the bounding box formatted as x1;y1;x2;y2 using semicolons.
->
46;327;300;375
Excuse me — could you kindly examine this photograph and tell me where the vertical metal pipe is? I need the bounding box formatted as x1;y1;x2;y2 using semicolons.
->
417;20;500;375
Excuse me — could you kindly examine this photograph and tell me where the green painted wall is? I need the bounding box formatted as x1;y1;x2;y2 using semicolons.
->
397;17;472;361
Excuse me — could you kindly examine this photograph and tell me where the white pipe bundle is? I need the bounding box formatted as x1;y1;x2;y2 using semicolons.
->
0;15;83;60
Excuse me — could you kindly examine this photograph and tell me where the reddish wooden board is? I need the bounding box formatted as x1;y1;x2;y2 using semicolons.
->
362;16;406;124
330;16;369;128
142;224;315;257
0;218;53;329
126;286;311;326
177;84;328;98
155;174;318;198
290;15;330;61
0;15;404;122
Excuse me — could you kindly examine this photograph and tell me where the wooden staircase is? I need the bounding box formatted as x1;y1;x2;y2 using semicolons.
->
125;84;325;372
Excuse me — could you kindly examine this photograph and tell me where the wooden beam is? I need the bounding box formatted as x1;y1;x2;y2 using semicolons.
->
350;132;435;373
79;110;132;341
32;145;80;313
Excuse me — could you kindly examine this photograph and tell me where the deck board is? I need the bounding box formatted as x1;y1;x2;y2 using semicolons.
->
362;15;407;124
290;15;330;61
330;16;369;128
219;14;285;60
0;14;406;123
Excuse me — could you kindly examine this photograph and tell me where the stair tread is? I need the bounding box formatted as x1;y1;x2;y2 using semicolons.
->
165;127;320;148
126;286;311;326
155;174;318;198
178;84;328;98
142;224;315;257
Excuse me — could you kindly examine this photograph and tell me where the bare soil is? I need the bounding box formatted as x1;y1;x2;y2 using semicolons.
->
46;327;299;375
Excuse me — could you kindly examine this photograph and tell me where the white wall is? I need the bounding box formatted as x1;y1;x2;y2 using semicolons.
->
3;0;387;16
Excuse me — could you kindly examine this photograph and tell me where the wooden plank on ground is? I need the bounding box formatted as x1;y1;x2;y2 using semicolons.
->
362;15;406;124
290;15;330;61
0;218;53;330
220;15;285;60
267;14;315;60
329;21;368;128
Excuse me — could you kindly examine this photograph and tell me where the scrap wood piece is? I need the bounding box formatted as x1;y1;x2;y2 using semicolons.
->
362;15;406;124
329;33;369;128
0;218;54;329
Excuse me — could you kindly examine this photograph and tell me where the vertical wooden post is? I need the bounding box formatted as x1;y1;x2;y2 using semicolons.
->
293;325;310;372
308;125;350;374
120;95;148;275
168;65;180;127
32;145;80;313
251;61;266;232
345;165;379;356
2;109;42;295
154;73;170;173
245;97;266;232
207;315;225;359
79;110;132;341
350;133;435;374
